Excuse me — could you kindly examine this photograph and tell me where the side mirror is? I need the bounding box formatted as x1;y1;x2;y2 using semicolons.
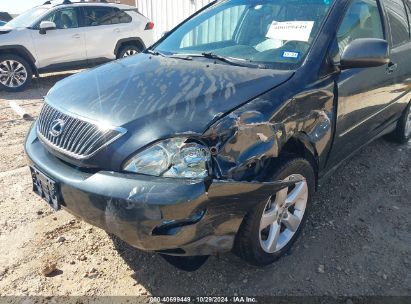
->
39;21;56;34
339;38;389;70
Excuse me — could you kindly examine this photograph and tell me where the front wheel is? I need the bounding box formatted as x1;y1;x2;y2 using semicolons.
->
0;55;33;92
234;157;315;266
392;102;411;144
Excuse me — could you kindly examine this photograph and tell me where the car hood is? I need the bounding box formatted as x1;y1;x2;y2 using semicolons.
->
46;53;294;136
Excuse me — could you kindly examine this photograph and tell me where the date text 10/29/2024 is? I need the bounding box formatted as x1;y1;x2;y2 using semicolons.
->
149;296;258;303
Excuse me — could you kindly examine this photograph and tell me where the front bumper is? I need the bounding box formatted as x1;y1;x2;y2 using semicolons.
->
25;124;298;256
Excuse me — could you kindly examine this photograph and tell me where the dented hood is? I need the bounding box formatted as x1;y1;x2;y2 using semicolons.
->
46;53;294;134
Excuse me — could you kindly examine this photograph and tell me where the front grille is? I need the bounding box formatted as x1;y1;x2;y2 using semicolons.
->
37;103;126;160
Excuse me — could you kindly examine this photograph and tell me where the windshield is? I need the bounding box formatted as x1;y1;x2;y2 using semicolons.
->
155;0;335;70
6;7;49;28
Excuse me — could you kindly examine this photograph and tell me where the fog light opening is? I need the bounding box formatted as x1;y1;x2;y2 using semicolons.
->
152;209;206;236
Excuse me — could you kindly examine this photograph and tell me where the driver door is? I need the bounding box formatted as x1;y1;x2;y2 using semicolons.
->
328;0;398;166
30;7;86;70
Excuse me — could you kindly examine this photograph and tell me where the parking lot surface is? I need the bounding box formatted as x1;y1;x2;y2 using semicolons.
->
0;73;410;296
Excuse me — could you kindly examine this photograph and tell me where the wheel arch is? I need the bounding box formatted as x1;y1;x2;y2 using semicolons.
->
0;45;38;77
239;134;320;189
114;38;146;57
204;110;324;186
280;133;319;187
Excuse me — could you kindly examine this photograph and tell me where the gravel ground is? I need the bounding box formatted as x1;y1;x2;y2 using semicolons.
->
0;73;410;297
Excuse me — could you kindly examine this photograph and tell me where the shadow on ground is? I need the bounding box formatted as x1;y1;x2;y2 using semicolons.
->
110;233;259;295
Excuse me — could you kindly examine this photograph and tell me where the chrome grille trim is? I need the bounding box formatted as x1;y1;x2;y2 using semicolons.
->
37;103;126;160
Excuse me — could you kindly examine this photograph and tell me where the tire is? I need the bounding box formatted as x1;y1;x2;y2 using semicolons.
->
234;156;315;266
0;54;33;92
117;44;142;59
392;102;411;144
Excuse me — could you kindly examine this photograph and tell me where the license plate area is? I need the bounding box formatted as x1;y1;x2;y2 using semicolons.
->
30;166;61;210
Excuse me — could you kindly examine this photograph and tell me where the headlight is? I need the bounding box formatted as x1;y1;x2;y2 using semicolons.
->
122;138;210;179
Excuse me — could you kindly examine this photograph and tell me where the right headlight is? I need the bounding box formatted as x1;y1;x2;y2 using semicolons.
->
122;137;210;179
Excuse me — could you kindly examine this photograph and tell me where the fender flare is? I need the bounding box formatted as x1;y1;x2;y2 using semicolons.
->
114;38;146;56
0;45;39;76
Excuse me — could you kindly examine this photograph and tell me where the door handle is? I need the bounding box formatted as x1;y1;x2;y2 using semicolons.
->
72;34;81;39
386;62;398;74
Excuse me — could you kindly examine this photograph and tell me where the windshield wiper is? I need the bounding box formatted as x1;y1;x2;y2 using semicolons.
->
201;52;265;69
146;49;166;57
146;50;266;68
163;52;260;67
167;54;196;61
146;50;195;61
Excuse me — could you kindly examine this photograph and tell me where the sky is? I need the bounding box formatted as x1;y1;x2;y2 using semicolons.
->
1;0;46;14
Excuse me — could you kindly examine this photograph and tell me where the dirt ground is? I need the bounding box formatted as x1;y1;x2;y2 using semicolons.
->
0;73;410;298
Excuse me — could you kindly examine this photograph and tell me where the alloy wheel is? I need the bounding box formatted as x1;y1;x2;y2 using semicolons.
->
123;49;139;58
0;60;28;88
259;174;308;254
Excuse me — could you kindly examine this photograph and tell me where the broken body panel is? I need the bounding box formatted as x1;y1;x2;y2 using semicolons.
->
26;125;304;255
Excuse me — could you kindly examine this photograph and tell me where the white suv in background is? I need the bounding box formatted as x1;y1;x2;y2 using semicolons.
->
0;0;155;92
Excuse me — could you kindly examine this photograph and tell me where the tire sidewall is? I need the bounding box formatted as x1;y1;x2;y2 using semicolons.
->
400;102;411;142
0;55;33;92
244;158;315;265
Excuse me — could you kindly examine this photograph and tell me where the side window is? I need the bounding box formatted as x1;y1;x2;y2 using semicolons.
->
41;8;79;29
112;10;132;24
337;0;384;53
384;0;410;46
83;7;131;27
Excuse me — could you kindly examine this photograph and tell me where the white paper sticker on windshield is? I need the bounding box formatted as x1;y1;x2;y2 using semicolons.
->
266;21;315;42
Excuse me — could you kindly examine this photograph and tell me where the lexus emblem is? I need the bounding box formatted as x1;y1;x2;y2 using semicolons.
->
49;119;65;137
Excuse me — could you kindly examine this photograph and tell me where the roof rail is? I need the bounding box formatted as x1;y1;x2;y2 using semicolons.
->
43;0;110;6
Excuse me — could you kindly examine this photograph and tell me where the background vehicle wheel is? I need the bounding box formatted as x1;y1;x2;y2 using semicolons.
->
0;55;32;92
392;102;411;144
234;157;315;266
117;45;142;59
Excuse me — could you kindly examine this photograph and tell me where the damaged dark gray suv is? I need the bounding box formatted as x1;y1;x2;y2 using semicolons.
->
25;0;411;268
